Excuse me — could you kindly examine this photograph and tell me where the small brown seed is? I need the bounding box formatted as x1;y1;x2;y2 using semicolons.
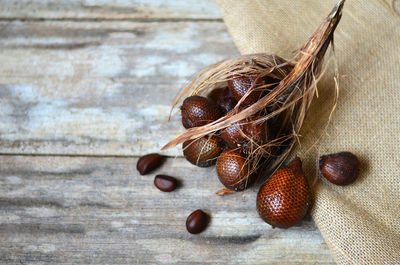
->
154;175;178;192
136;153;164;175
186;209;209;234
319;152;360;186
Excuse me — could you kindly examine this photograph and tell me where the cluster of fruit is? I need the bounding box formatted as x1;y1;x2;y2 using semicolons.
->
181;75;276;192
180;75;360;229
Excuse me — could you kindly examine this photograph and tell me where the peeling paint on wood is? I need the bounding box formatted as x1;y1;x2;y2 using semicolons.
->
0;0;222;20
0;21;237;156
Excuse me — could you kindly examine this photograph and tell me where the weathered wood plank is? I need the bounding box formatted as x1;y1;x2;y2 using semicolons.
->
0;155;334;264
0;0;221;20
0;21;237;156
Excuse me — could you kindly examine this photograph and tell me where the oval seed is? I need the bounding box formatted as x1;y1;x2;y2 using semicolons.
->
136;153;164;175
186;209;209;234
154;175;178;192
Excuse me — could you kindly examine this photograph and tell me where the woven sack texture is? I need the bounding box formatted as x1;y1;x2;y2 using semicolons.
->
216;0;400;264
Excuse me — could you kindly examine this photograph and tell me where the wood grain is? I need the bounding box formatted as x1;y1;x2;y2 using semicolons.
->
0;155;334;264
0;2;335;263
0;0;221;20
0;20;237;156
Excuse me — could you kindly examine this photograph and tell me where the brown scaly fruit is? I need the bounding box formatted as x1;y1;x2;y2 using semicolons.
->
218;96;237;114
228;75;279;106
220;113;267;154
183;135;223;167
181;95;222;129
207;86;237;114
207;87;230;103
216;149;255;191
256;157;311;228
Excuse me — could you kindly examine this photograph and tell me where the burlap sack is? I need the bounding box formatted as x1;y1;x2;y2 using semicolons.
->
215;0;400;264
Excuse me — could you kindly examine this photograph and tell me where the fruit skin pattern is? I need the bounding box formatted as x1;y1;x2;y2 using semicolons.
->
220;115;266;154
216;149;253;191
183;136;223;167
256;157;311;228
228;75;264;106
181;96;222;129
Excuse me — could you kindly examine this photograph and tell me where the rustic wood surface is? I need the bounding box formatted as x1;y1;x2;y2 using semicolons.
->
0;1;335;264
0;0;222;20
0;156;334;264
0;20;235;157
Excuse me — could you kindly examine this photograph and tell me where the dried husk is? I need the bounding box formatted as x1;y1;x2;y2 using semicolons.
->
163;0;345;190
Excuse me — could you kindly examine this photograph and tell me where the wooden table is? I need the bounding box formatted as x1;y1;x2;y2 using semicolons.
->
0;1;335;264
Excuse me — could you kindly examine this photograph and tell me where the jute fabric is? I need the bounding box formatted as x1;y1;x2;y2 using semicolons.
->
216;0;400;264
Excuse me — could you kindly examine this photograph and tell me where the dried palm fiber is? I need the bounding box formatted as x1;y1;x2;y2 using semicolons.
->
163;1;344;188
213;0;400;264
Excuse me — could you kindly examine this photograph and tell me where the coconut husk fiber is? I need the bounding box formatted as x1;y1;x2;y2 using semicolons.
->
215;0;400;264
